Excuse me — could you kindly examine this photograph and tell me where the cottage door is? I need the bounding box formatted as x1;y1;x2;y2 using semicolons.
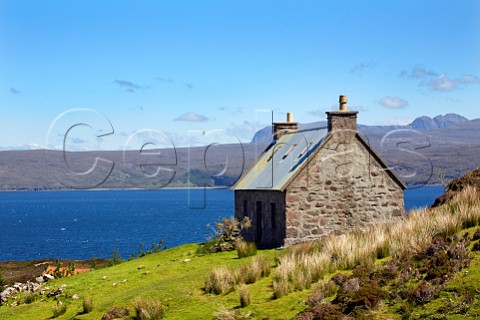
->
256;201;262;243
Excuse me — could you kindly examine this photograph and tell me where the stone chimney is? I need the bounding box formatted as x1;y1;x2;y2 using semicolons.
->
273;112;298;141
326;95;358;133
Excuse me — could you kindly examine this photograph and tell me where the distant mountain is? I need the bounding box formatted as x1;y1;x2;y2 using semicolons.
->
0;113;478;190
247;113;480;187
251;113;470;145
411;113;468;131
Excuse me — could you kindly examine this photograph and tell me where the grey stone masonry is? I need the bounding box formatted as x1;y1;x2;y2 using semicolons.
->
283;134;404;246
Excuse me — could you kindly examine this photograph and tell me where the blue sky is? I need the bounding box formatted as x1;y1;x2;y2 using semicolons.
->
1;1;479;150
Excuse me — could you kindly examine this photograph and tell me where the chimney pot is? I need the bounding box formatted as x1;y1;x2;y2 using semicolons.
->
326;95;358;133
339;95;347;111
286;112;294;123
273;112;298;141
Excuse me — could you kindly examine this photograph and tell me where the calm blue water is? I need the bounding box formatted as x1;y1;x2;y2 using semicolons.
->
0;186;444;261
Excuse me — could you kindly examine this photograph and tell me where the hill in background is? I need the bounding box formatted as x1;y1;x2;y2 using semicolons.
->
0;113;479;190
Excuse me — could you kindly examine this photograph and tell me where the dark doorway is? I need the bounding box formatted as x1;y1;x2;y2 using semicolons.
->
256;201;262;242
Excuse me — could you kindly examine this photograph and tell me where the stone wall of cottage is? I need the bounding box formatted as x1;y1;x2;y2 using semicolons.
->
234;190;286;248
284;134;404;246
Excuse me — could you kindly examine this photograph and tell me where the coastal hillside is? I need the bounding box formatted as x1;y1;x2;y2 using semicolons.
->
1;168;480;319
432;167;480;207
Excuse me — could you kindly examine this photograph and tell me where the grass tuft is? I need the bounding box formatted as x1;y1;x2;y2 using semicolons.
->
204;267;236;295
238;283;251;308
51;302;67;318
82;297;94;314
214;306;252;320
236;240;257;258
133;297;164;320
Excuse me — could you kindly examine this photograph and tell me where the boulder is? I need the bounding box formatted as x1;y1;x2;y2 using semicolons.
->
44;274;55;280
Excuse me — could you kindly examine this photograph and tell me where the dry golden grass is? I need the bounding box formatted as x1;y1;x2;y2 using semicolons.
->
204;267;236;295
273;186;480;298
206;255;271;295
238;284;251;308
133;298;164;320
235;240;257;258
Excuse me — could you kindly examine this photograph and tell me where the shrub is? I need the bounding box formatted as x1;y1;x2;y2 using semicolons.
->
306;284;324;307
411;281;437;305
82;298;94;314
109;248;125;266
19;291;36;304
214;306;252;320
52;302;67;318
203;216;252;253
295;303;347;320
472;241;480;251
342;282;385;313
334;269;385;314
330;273;346;286
236;240;257;258
204;267;236;295
0;272;5;287
133;298;164;320
473;228;480;241
102;307;131;320
238;284;251;308
420;235;471;283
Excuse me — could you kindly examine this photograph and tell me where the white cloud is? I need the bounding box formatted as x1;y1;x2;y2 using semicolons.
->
114;79;144;93
378;96;409;109
456;74;480;85
400;67;437;79
350;62;375;76
401;66;480;92
425;73;480;92
427;73;456;91
174;112;209;122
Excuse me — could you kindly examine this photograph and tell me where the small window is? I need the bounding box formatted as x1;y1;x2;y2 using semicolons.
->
270;202;276;229
282;144;297;160
297;142;312;160
267;145;283;162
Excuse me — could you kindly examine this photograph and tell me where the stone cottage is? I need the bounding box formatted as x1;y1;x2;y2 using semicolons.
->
232;95;406;248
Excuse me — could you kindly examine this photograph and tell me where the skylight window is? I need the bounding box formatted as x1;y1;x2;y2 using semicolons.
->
267;145;283;162
297;142;312;160
282;144;297;160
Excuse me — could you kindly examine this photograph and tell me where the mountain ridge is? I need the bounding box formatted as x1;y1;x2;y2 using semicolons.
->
0;113;479;190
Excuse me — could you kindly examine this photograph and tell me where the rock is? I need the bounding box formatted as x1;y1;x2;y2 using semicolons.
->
46;288;63;298
182;258;191;263
102;276;107;280
72;294;80;299
44;274;54;280
137;265;145;270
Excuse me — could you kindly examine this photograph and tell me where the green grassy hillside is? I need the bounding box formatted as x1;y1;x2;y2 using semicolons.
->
2;183;480;319
0;244;312;319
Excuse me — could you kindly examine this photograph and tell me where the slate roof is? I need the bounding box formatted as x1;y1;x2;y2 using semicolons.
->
233;126;329;191
233;126;407;192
